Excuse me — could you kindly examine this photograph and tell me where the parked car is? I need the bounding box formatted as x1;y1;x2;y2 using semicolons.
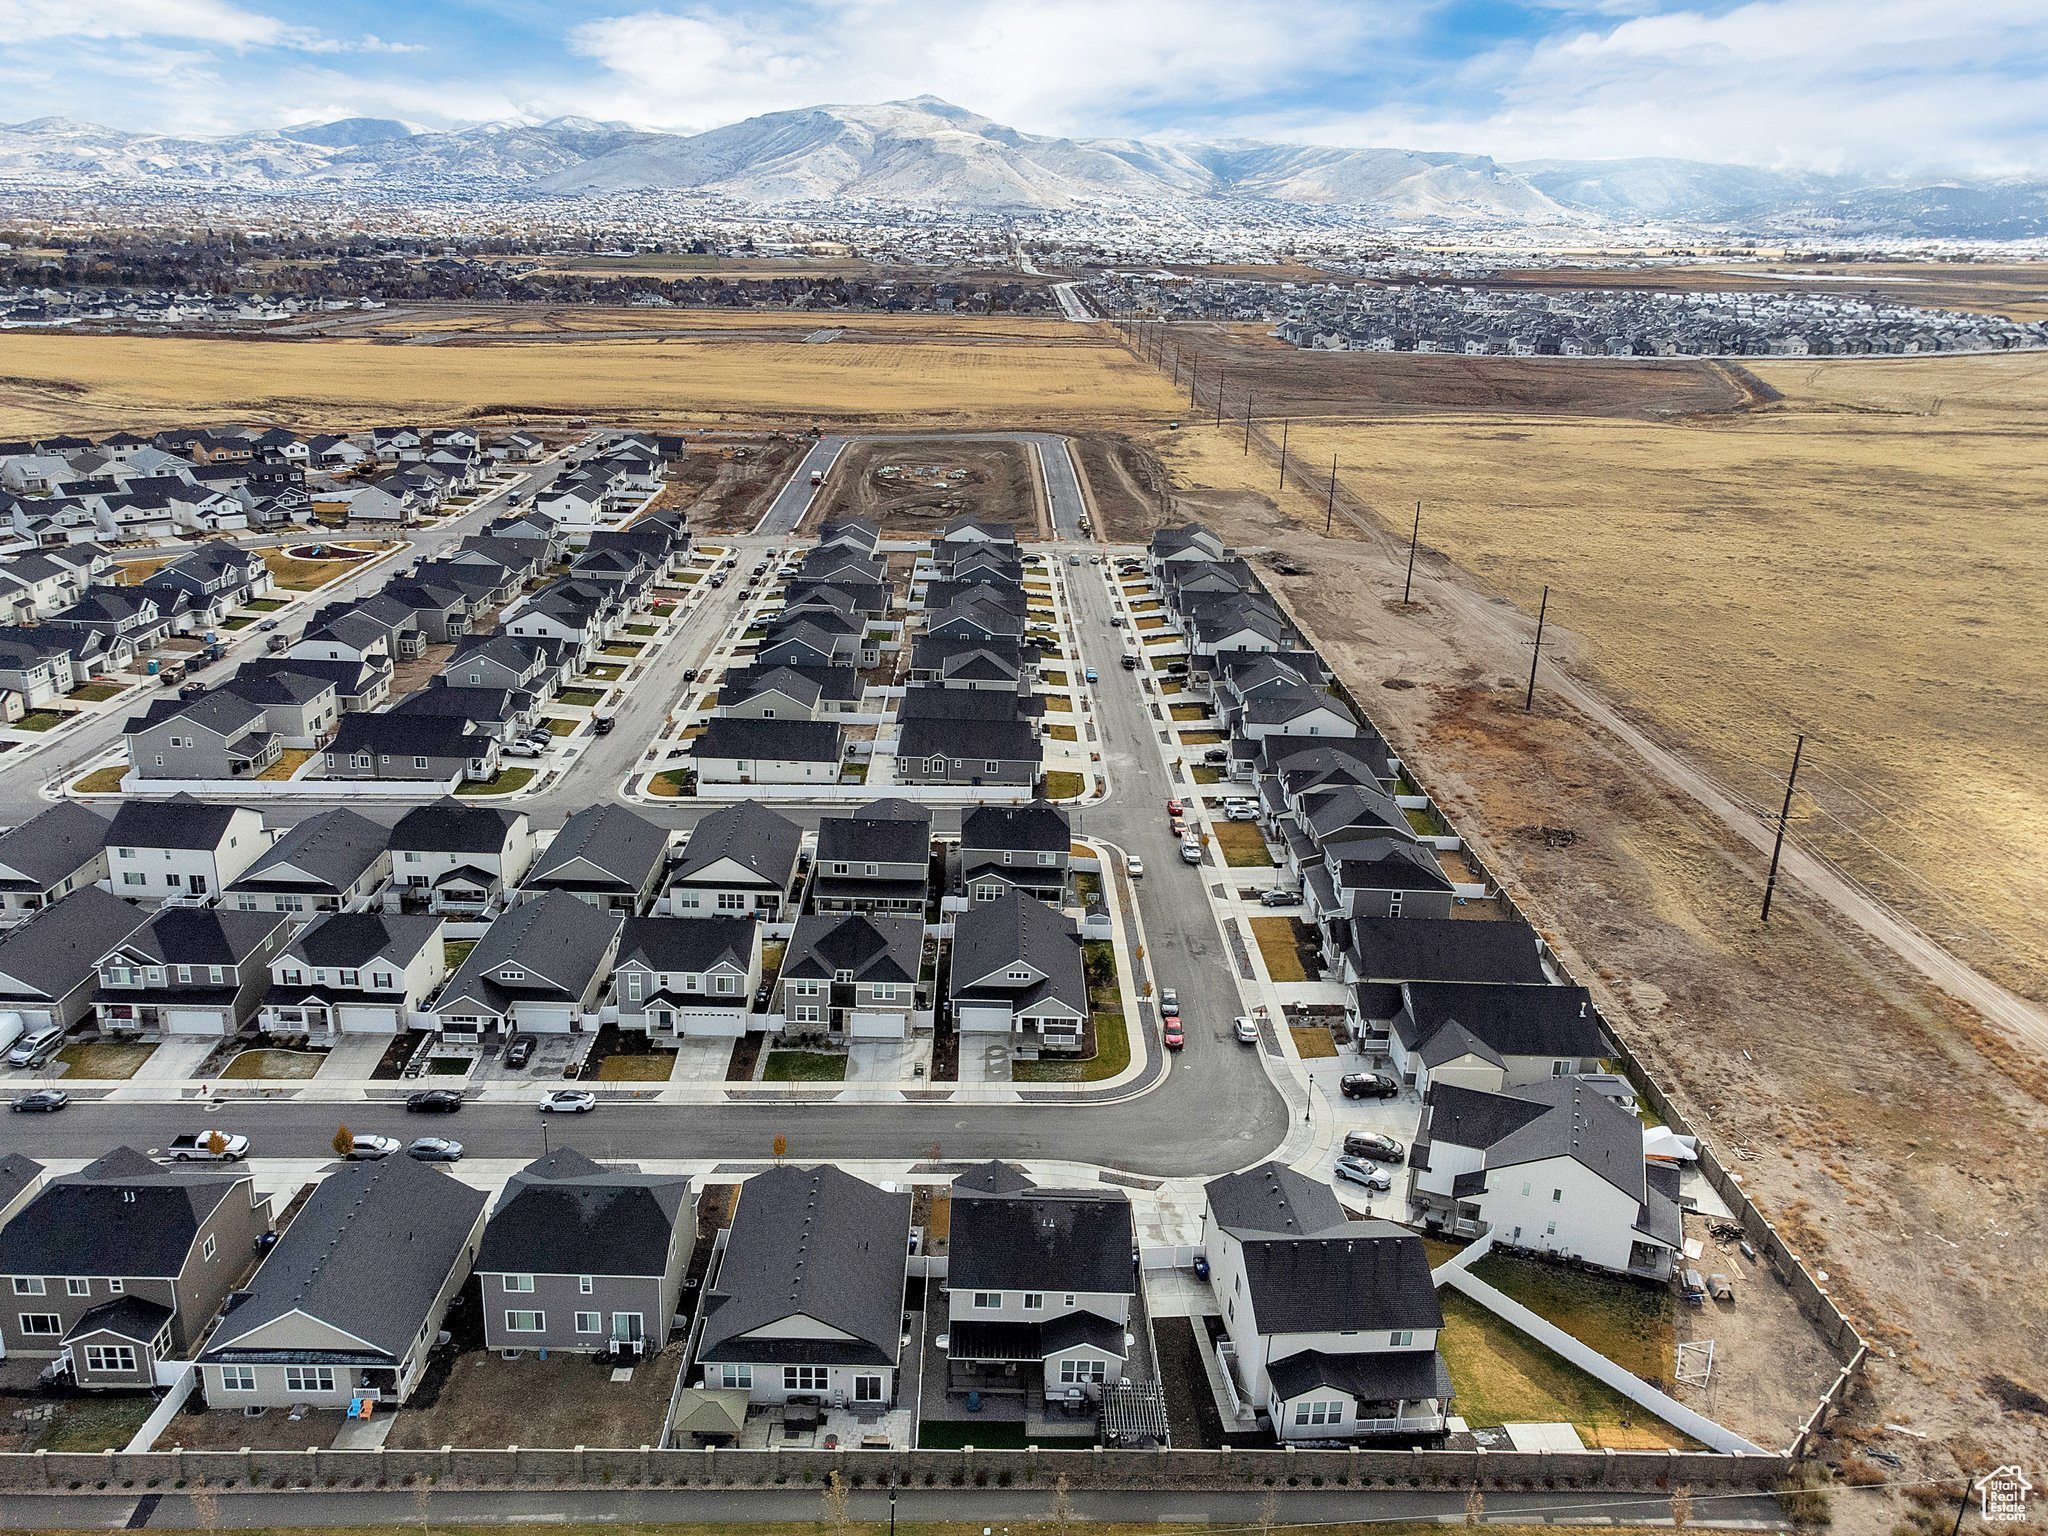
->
754;984;773;1011
344;1134;401;1160
1333;1155;1394;1192
1068;555;1081;566
1233;1015;1261;1044
407;1137;464;1162
1124;855;1144;878
590;714;617;734
1180;839;1202;865
1159;989;1179;1017
504;740;544;759
1342;1131;1406;1164
540;1089;597;1114
405;1089;464;1114
1224;799;1259;821
1259;887;1299;907
1090;554;1104;565
519;732;553;752
1121;654;1138;670
1084;668;1098;683
1162;1020;1184;1051
5;1026;64;1069
1202;747;1229;764
10;1088;68;1113
1109;615;1124;628
257;619;279;632
505;1035;536;1069
1340;1072;1402;1100
1165;797;1183;815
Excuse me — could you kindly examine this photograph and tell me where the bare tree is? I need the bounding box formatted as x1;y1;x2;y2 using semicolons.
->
1465;1485;1485;1525
1670;1484;1693;1531
821;1469;853;1529
1048;1471;1078;1534
187;1481;220;1535
413;1474;433;1536
1257;1489;1280;1536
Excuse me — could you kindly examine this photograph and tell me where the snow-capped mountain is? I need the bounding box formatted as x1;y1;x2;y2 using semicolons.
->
2;98;2044;236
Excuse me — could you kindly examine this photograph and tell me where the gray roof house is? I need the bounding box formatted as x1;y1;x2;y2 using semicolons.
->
777;910;923;1041
959;801;1070;903
811;799;932;915
694;1165;911;1408
260;912;448;1041
93;907;292;1039
1201;1162;1450;1442
661;802;802;919
690;717;845;786
949;892;1090;1052
0;886;150;1030
226;807;392;916
1342;917;1552;1029
103;796;269;903
894;714;1041;788
613;915;761;1039
197;1156;487;1410
0;1147;269;1390
0;801;108;916
524;804;670;914
477;1149;695;1356
386;801;535;915
123;691;283;782
433;889;622;1038
1389;982;1607;1095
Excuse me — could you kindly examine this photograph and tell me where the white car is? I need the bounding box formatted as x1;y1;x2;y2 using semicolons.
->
503;740;544;758
1125;855;1144;878
1234;1015;1261;1044
344;1133;400;1160
539;1089;598;1114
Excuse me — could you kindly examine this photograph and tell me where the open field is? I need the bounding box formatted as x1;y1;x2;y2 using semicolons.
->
814;438;1043;538
0;327;1177;438
337;306;1075;342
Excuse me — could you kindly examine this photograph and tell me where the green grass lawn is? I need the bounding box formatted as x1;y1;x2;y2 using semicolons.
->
1040;770;1085;799
457;767;537;796
602;643;645;658
585;664;625;681
556;688;605;708
244;597;288;611
444;940;477;970
1041;669;1069;685
1404;806;1444;836
14;710;69;731
34;1394;158;1453
1013;942;1128;1083
761;1050;847;1082
56;1041;157;1080
624;622;658;635
1467;1252;1677;1384
1192;765;1223;784
66;681;127;702
543;717;578;736
596;1052;678;1082
222;616;256;629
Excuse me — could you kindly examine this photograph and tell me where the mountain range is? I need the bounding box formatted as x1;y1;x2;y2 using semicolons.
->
4;96;2046;238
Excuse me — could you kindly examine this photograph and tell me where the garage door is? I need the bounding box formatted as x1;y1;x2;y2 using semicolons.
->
164;1009;223;1035
336;1004;399;1033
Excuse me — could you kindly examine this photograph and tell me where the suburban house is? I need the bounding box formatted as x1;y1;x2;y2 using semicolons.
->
123;692;284;782
103;796;268;903
944;1164;1137;1403
433;890;622;1039
717;663;865;721
694;1165;912;1411
1341;917;1553;1042
949;892;1090;1053
1201;1163;1451;1442
385;802;535;916
443;633;556;696
0;887;150;1031
320;713;500;785
689;717;845;786
893;714;1042;788
958;802;1071;904
215;669;343;748
810;800;932;915
259;913;448;1040
0;1148;269;1390
1302;837;1456;927
1388;982;1608;1095
523;804;670;914
612;916;761;1038
477;1149;694;1357
1148;523;1228;570
0;801;108;917
198;1157;487;1411
0;628;83;707
92;906;292;1038
225;807;392;916
776;910;923;1041
0;1154;42;1231
1408;1080;1682;1278
660;803;802;919
236;654;393;714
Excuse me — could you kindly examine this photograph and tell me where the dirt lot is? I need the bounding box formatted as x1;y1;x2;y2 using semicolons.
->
810;438;1043;538
1076;432;1173;540
1115;407;2048;1483
668;435;807;535
385;1347;683;1450
1165;323;1762;421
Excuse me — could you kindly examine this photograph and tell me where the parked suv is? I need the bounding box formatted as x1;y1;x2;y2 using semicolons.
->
1342;1131;1406;1164
5;1027;63;1069
1340;1072;1402;1100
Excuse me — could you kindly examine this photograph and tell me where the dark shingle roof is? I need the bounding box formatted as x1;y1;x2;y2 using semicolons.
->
1205;1161;1347;1238
695;1165;910;1368
960;802;1069;855
65;1295;174;1346
105;793;245;851
949;891;1087;1016
782;911;921;986
692;717;843;764
438;890;619;1013
1239;1222;1443;1336
528;804;668;890
0;1148;246;1279
117;907;285;967
478;1150;690;1278
0;887;148;1002
815;800;932;866
389;800;524;855
1396;982;1606;1065
1344;917;1549;987
283;912;441;971
668;803;800;887
950;1186;1134;1296
233;808;388;894
1268;1347;1452;1403
203;1157;485;1365
0;802;108;886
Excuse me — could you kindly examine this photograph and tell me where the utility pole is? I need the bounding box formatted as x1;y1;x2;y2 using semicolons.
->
1402;501;1420;605
1276;419;1289;489
1522;585;1549;712
1187;361;1198;408
1242;394;1255;454
1324;455;1337;534
1213;371;1227;429
1760;733;1806;924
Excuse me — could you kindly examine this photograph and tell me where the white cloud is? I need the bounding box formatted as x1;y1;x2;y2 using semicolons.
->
566;0;1405;137
0;0;422;60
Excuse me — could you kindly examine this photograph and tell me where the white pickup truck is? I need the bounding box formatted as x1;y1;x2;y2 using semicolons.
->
167;1131;250;1161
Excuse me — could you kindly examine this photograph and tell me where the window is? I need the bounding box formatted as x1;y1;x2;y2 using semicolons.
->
218;1365;255;1392
11;1278;44;1296
413;757;428;770
719;1364;752;1389
833;969;854;985
973;1293;1000;1309
1063;1294;1076;1308
201;1235;217;1262
504;1310;546;1333
783;1365;828;1392
500;967;525;982
84;1344;136;1374
673;892;701;909
121;874;146;888
1293;1399;1343;1427
578;1276;593;1294
1059;1358;1107;1385
109;1279;124;1294
1389;1330;1414;1347
1521;1181;1532;1198
624;972;645;1002
716;892;746;910
284;1366;335;1394
574;1312;601;1334
872;982;899;1002
209;965;226;985
853;1374;884;1403
792;1005;820;1024
1022;1293;1045;1312
1551;1188;1563;1203
502;1274;535;1293
66;1279;88;1297
713;974;738;996
1007;967;1031;983
18;1314;61;1336
1545;1221;1558;1237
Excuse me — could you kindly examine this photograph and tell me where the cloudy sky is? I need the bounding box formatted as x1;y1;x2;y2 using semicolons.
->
2;0;2045;174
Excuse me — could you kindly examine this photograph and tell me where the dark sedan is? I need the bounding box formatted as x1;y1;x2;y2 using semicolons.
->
9;1089;68;1113
405;1089;464;1113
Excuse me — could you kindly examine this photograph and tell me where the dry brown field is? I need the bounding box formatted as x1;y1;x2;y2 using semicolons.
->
341;307;1085;341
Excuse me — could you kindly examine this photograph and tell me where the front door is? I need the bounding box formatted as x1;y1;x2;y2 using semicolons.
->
188;874;208;895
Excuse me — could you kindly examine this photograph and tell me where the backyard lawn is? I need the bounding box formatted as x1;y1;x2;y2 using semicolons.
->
456;767;537;796
1468;1253;1677;1385
56;1041;157;1080
255;747;313;781
32;1395;158;1453
1212;821;1274;867
72;764;126;792
222;1048;323;1079
443;940;477;969
761;1050;848;1082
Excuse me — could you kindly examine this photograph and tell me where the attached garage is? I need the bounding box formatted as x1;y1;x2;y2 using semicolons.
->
337;1003;401;1033
165;1008;229;1035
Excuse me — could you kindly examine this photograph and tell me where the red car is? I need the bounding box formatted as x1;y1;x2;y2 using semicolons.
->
1163;1020;1185;1051
1166;797;1184;816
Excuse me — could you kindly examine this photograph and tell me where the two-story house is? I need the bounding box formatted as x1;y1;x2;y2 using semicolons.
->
0;1148;269;1390
612;915;761;1038
1388;982;1607;1095
810;800;932;915
948;892;1089;1053
477;1149;694;1357
776;911;922;1041
660;803;802;919
0;887;150;1031
958;802;1070;904
385;802;534;915
225;807;391;916
523;804;670;915
689;717;845;786
92;907;292;1038
0;801;108;918
103;797;268;904
123;692;283;782
432;890;621;1040
259;912;448;1040
694;1165;910;1411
